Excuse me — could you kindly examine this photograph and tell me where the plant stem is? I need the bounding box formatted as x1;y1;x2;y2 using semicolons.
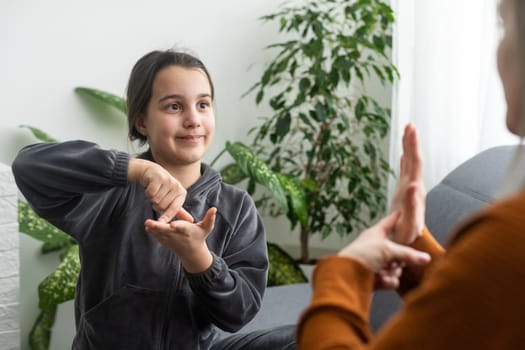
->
299;224;310;264
209;148;227;167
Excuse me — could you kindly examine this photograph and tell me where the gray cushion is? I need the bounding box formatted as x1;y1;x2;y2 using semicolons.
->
425;145;514;242
218;283;311;337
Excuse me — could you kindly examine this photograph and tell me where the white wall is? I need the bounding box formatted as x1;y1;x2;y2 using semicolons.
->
2;1;391;349
0;164;19;350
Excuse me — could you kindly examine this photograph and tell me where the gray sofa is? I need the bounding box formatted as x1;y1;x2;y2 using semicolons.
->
225;145;515;336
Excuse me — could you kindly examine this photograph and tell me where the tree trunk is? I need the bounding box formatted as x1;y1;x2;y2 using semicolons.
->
299;224;310;264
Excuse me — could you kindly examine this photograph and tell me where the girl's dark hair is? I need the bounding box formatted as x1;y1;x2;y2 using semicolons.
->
126;50;215;144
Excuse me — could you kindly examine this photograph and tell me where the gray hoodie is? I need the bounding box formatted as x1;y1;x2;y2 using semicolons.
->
12;140;268;349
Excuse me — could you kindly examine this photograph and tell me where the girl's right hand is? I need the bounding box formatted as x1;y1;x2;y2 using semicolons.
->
128;159;194;223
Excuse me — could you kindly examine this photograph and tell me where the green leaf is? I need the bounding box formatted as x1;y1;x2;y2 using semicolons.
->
41;241;68;254
385;34;393;48
279;16;287;30
335;222;346;236
314;101;327;122
18;201;73;249
225;142;288;212
75;87;127;114
321;225;332;239
220;163;248;185
29;306;57;350
355;66;364;82
261;68;273;86
298;112;316;131
329;68;340;87
372;35;385;51
19;125;57;143
275;113;291;142
311;20;323;38
372;64;386;83
267;242;308;286
276;174;308;227
301;178;319;192
256;90;264;105
38;244;80;309
299;77;311;94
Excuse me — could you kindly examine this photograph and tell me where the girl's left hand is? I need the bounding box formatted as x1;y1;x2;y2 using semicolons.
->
144;207;217;273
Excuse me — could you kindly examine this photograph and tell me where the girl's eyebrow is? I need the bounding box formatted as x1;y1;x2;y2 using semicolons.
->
158;93;212;104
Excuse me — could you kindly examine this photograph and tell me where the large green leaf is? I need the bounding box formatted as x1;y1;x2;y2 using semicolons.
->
75;86;127;114
267;242;308;286
18;201;73;251
220;163;248;185
29;306;57;350
38;244;80;309
225;141;289;212
19;125;57;143
276;174;308;227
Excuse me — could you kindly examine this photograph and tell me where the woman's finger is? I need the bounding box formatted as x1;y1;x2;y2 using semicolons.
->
386;241;431;266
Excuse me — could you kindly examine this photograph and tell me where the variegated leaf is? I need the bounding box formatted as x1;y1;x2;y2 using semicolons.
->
19;125;57;143
225;141;288;212
220;163;248;185
29;306;57;350
18;200;73;250
38;244;80;309
276;174;308;226
75;86;127;114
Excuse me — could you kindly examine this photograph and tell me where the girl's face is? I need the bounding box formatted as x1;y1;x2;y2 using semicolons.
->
137;65;215;168
497;0;525;135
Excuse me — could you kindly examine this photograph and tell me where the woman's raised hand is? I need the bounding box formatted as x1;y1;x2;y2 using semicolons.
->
390;124;426;245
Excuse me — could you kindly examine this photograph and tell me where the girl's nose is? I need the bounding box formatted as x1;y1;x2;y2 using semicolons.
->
183;107;201;128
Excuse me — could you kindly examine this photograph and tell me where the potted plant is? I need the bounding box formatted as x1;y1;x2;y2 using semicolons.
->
235;0;398;263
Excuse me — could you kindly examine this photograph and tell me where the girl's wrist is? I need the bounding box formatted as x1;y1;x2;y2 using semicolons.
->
128;158;150;183
181;246;213;274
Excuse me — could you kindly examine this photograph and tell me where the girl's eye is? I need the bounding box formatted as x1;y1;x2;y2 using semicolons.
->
198;102;210;109
168;103;181;111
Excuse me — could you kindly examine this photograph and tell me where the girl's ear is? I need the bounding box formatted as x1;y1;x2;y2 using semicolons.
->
134;114;147;136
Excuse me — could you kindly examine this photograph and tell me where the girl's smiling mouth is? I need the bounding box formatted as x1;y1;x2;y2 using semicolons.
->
177;135;204;143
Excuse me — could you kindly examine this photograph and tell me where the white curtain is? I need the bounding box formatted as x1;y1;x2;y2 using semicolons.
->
389;0;516;194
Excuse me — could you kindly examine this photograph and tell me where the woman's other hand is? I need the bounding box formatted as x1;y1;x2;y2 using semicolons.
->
338;212;431;289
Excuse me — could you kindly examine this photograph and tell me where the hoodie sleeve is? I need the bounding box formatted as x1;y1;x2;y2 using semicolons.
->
12;140;130;240
185;191;268;332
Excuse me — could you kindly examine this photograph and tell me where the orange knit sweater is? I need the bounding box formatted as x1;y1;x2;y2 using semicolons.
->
298;192;525;349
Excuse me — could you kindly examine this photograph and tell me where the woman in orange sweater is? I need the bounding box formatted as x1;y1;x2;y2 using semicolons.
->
297;0;525;348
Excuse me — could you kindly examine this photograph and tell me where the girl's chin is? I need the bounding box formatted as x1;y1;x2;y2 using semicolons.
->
175;152;207;165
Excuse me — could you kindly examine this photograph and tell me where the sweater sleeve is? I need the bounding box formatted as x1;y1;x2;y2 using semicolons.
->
297;256;375;349
12;141;130;239
397;226;445;296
